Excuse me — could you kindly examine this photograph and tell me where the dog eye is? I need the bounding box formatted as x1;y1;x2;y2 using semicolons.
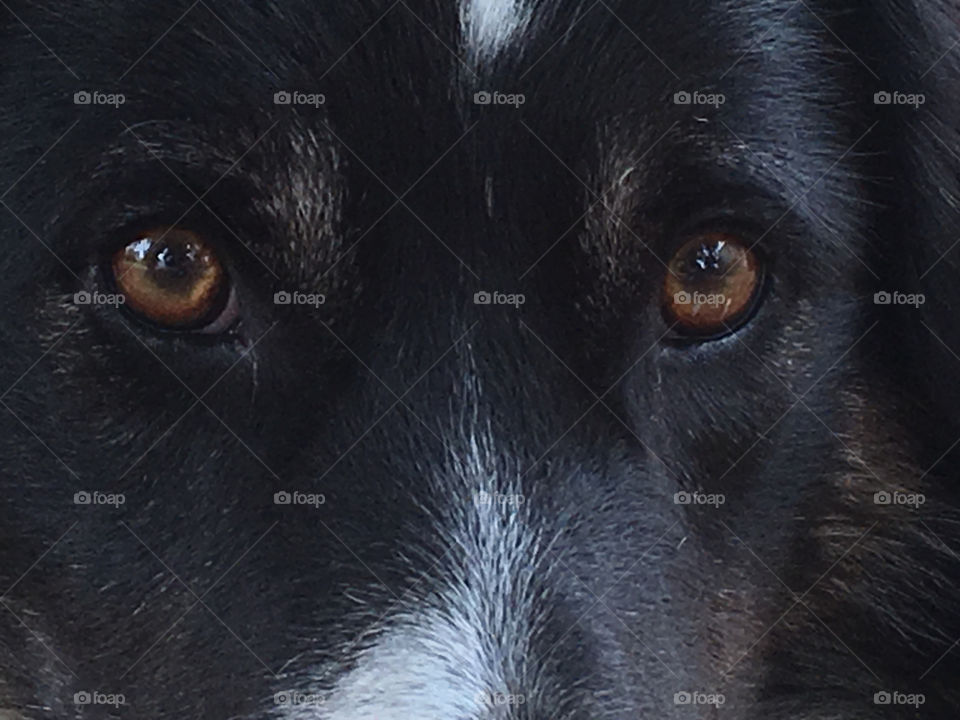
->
111;228;232;330
662;233;762;338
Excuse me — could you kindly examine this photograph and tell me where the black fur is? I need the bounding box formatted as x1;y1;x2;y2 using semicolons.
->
1;0;960;717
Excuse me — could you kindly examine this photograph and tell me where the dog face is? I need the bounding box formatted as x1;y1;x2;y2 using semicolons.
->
2;1;960;717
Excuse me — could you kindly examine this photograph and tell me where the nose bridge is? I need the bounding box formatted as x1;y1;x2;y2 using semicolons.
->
314;415;556;720
298;331;690;719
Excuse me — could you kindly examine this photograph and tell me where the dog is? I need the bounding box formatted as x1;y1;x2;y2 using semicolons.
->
2;0;960;717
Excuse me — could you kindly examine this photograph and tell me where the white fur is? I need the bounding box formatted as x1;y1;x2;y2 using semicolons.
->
461;0;532;60
309;613;500;719
280;410;543;718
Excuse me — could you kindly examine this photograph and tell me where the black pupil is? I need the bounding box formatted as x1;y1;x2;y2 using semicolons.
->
154;243;196;274
150;242;204;290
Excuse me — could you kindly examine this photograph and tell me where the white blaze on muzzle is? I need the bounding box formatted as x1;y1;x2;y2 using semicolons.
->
282;426;542;719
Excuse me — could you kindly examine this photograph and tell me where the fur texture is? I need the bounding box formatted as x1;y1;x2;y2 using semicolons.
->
1;0;960;718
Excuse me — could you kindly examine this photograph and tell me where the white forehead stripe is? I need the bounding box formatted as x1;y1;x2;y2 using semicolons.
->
461;0;532;59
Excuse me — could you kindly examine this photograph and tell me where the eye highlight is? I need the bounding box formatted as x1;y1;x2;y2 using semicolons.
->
111;227;230;330
662;233;762;338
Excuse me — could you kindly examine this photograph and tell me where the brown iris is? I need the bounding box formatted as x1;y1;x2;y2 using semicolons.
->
662;233;762;336
112;228;227;328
